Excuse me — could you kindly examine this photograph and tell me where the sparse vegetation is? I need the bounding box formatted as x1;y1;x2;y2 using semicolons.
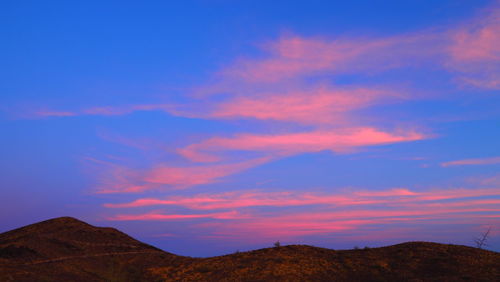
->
151;242;500;281
474;226;492;249
274;240;281;248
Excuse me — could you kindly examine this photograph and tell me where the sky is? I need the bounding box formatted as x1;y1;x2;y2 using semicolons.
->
1;0;499;257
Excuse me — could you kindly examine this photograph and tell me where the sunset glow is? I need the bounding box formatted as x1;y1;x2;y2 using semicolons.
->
1;0;499;256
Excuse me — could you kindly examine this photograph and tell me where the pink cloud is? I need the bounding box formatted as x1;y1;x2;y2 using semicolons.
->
145;157;269;188
179;127;426;162
265;207;500;222
90;121;427;189
209;86;399;124
104;191;367;209
450;8;500;62
477;174;500;186
25;110;78;118
223;33;443;83
197;205;500;241
104;187;500;210
108;210;243;221
34;111;77;117
205;219;372;239
407;187;500;201
84;157;147;194
441;156;500;167
458;76;500;89
21;3;500;124
448;4;500;89
28;103;183;118
94;157;271;193
405;199;500;208
83;104;179;116
354;188;418;197
103;185;500;240
18;31;441;121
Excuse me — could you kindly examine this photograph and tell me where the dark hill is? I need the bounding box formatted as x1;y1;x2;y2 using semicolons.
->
150;243;499;281
0;217;164;258
0;217;183;281
1;217;499;281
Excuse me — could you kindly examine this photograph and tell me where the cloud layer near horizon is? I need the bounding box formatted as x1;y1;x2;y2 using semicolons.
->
104;186;500;241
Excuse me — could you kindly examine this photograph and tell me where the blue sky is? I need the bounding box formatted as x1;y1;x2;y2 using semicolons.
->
1;0;499;256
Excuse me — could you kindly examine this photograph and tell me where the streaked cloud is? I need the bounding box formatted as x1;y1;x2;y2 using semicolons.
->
104;186;500;241
441;156;500;167
108;210;243;221
22;2;500;121
34;111;77;117
29;103;181;118
208;86;401;125
222;33;443;83
447;4;500;89
92;156;271;193
199;209;500;241
104;187;500;210
178;127;426;162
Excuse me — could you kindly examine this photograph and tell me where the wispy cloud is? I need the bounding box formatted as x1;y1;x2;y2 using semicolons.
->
103;185;500;240
104;187;500;210
447;3;500;89
28;103;181;118
92;156;271;193
34;111;78;117
221;33;443;83
178;127;426;162
20;2;500;123
199;210;500;241
441;156;500;167
108;210;243;221
207;86;401;125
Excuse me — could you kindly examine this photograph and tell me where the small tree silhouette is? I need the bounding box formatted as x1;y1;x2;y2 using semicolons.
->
474;227;491;249
274;240;281;248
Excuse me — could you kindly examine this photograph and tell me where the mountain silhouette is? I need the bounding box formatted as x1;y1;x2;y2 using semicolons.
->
1;217;498;281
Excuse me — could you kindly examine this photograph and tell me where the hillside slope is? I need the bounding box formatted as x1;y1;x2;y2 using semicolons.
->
1;217;499;281
0;217;185;281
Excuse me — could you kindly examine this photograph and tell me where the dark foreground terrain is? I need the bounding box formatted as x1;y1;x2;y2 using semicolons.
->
0;217;498;281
